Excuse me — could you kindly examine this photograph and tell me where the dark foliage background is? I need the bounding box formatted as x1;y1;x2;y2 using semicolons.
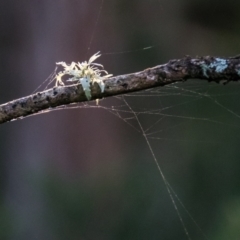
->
1;0;240;239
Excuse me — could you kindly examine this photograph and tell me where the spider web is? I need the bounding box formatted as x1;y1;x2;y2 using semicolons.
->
29;77;240;239
27;1;240;239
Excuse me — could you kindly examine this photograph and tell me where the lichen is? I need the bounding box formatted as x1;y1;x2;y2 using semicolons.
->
209;58;228;73
55;52;112;100
198;58;228;78
200;62;210;78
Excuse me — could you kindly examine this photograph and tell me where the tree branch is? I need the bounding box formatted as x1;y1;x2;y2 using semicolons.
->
1;56;240;124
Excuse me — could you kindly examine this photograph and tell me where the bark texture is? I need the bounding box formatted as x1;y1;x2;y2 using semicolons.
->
1;56;240;124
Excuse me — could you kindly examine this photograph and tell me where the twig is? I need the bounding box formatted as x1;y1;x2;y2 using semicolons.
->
1;55;240;124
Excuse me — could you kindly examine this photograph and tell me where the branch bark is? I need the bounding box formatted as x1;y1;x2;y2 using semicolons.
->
1;55;240;124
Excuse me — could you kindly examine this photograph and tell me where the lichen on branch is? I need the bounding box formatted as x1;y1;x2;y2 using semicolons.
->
1;55;240;125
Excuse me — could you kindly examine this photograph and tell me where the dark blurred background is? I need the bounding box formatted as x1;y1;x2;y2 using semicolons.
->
1;0;240;239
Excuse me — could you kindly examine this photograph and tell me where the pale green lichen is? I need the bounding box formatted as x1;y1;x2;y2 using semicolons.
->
209;58;228;73
55;52;112;100
200;62;210;78
199;58;228;78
